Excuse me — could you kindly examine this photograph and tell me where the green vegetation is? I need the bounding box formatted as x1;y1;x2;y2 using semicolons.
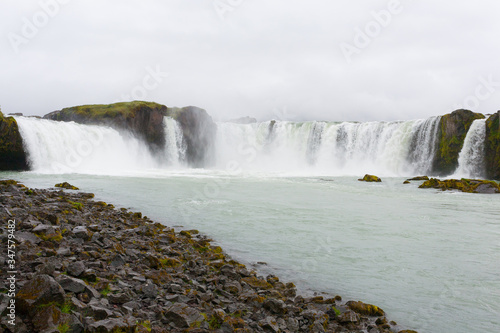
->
57;323;70;333
486;112;500;179
68;200;83;211
55;182;79;190
57;101;166;121
358;174;382;182
433;110;485;175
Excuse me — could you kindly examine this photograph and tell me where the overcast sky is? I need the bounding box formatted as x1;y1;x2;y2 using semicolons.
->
1;0;500;122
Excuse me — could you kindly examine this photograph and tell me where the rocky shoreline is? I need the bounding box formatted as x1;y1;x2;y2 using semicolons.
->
0;180;417;333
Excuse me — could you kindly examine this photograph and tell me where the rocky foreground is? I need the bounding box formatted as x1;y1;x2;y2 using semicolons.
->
0;180;417;333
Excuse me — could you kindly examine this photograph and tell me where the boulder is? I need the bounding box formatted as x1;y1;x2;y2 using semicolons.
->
87;318;136;333
32;305;83;333
16;275;65;317
58;276;87;294
0;111;28;171
485;111;500;179
346;300;385;316
55;182;79;190
67;261;86;277
358;174;382;182
163;303;205;328
432;109;485;176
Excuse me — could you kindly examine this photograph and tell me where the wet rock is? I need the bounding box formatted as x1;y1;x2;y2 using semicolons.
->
347;300;385;316
406;176;429;181
358;174;382;182
55;182;79;190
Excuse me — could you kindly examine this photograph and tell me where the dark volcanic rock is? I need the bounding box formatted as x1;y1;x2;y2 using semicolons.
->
0;111;28;171
16;275;65;317
432;109;485;176
485;111;500;179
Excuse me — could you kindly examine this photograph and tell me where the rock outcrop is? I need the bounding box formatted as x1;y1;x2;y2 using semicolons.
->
419;178;500;193
358;174;382;182
485;111;500;180
432;109;485;176
44;101;168;154
166;106;217;167
0;111;28;171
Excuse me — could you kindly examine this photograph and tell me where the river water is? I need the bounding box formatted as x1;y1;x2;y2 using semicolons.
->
2;171;499;333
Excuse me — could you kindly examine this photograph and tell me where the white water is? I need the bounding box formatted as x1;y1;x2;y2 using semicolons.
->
163;117;187;166
215;117;441;176
454;119;487;178
15;117;159;174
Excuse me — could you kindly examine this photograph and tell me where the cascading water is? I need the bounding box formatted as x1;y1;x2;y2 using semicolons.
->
14;115;448;176
215;117;443;176
163;117;186;166
15;117;159;174
454;118;487;178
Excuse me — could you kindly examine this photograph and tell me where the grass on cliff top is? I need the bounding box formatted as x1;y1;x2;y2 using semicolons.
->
60;101;167;119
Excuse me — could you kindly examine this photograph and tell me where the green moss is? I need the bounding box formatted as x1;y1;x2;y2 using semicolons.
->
433;110;485;175
68;200;83;211
485;112;500;179
55;182;79;190
135;320;151;332
419;178;500;193
58;101;165;120
358;174;382;182
160;258;181;268
100;285;111;296
57;323;70;333
331;306;341;316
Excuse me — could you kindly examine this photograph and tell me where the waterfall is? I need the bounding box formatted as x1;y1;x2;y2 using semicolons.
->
15;117;159;174
215;117;443;176
14;114;449;177
454;119;487;178
163;117;186;166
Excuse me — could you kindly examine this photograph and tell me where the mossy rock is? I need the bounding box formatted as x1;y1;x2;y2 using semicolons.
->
0;111;28;171
432;109;485;176
419;178;500;193
358;174;382;182
241;276;273;290
406;176;429;181
55;182;79;190
346;300;385;317
485;111;500;179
